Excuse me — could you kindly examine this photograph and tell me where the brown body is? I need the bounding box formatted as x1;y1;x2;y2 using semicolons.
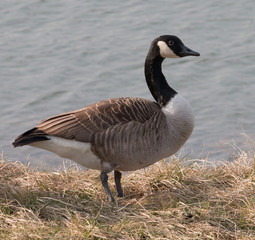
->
15;96;194;172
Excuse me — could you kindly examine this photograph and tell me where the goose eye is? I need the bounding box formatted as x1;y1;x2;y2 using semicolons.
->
168;40;174;46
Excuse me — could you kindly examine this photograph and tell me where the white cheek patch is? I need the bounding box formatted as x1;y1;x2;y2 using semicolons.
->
157;41;179;58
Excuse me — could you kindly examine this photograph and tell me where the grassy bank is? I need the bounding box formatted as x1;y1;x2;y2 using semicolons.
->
0;150;255;240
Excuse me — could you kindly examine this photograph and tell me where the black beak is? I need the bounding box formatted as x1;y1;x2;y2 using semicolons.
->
179;45;200;57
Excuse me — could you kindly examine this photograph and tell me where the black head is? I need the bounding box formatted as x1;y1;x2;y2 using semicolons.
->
156;35;200;58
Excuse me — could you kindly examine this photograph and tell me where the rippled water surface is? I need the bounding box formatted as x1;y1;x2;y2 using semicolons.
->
1;0;255;168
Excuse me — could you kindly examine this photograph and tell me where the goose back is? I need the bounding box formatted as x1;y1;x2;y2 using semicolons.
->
35;97;159;142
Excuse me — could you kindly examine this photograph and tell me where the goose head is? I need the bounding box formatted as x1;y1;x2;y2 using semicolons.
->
156;35;200;58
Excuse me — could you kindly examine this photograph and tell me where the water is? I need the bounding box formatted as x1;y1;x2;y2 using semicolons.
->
1;0;255;169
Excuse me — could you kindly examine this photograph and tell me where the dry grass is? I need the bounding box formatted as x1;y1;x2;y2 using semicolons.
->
0;149;255;240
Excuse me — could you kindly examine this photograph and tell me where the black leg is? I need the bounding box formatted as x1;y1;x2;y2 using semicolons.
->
114;170;123;197
100;172;115;202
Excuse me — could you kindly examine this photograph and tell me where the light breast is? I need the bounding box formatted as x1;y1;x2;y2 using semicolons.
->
162;94;195;147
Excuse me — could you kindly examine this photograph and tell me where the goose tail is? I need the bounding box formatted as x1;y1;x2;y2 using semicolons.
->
12;128;49;147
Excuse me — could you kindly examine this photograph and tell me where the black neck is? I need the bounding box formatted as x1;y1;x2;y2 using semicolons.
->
144;47;177;108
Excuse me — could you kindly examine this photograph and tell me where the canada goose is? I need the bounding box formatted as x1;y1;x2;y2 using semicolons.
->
13;35;200;202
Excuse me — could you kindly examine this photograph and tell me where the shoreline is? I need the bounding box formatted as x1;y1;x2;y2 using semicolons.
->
0;152;254;239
